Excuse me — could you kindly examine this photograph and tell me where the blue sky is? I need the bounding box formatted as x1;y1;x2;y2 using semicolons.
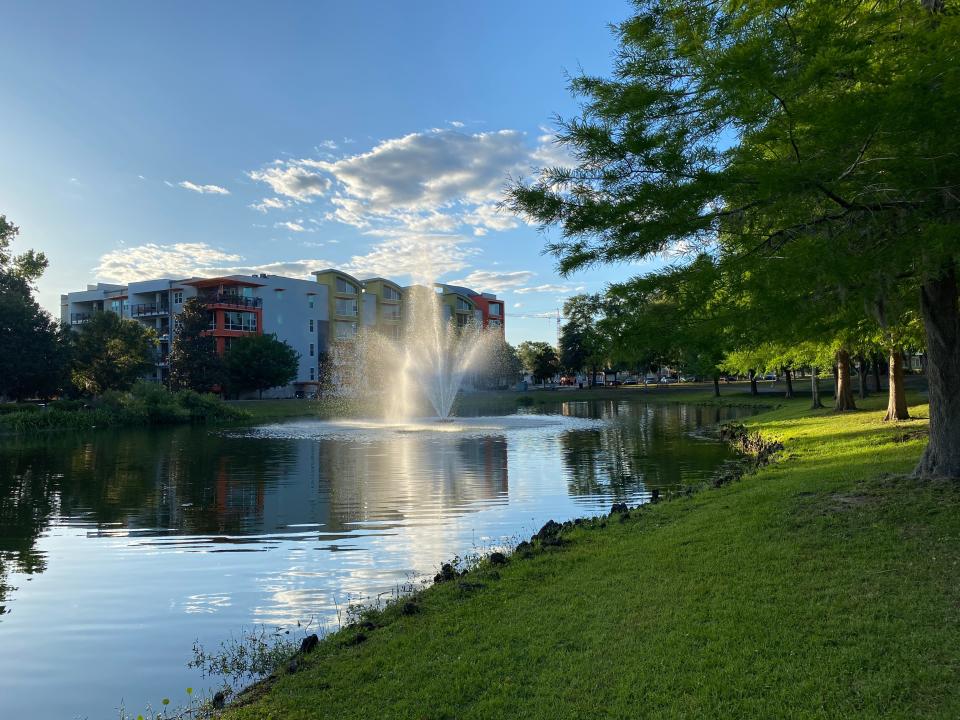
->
1;0;645;344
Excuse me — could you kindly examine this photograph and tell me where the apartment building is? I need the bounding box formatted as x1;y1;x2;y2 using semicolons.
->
63;274;329;397
433;283;506;334
62;269;505;397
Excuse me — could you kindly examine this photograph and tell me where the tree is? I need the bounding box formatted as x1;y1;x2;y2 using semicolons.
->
517;341;559;384
169;298;224;393
224;334;299;399
559;294;607;385
70;311;156;395
0;215;69;400
509;1;960;478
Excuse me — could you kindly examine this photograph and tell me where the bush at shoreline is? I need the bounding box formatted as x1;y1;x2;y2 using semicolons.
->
0;382;250;433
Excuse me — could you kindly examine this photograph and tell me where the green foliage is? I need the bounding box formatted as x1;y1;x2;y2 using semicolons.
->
517;340;559;384
0;214;47;285
0;403;41;415
507;0;960;475
559;294;608;377
224;333;300;398
70;311;157;395
0;384;248;433
0;213;70;400
169;298;224;393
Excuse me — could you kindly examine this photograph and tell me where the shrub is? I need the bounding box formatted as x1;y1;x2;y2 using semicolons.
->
48;398;86;412
0;403;41;415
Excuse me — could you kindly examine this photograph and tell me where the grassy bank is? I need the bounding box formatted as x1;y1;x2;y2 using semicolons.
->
221;393;958;719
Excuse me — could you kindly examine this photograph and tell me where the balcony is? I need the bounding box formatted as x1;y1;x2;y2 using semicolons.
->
70;313;93;324
130;303;170;317
197;293;263;309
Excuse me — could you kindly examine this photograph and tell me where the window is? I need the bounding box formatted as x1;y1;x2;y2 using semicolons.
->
383;286;401;301
308;296;315;309
309;343;315;357
224;311;257;331
110;300;122;313
335;298;358;317
173;291;183;305
489;319;502;328
489;303;501;317
381;305;401;321
335;277;357;294
335;321;358;340
456;298;471;312
208;312;217;330
309;319;315;332
275;289;284;300
310;367;315;381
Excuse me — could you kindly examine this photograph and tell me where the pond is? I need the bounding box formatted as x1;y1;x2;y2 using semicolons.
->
0;399;755;719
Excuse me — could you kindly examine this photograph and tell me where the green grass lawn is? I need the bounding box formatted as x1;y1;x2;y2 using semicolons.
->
222;393;959;719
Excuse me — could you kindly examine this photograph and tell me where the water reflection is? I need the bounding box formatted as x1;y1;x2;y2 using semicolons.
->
0;400;752;720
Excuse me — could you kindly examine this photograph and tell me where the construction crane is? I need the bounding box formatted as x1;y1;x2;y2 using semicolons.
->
509;308;565;347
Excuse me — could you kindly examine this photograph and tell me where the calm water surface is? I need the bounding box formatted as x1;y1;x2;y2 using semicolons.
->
0;399;754;719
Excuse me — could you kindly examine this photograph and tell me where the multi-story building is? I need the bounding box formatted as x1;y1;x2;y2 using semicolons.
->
63;274;328;396
433;283;506;334
61;268;504;397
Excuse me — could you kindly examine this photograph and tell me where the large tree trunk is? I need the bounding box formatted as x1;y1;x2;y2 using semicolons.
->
834;349;857;412
914;265;960;479
883;347;909;422
712;374;720;397
811;366;823;409
749;369;758;396
857;355;869;399
783;367;794;399
872;354;883;394
832;363;839;399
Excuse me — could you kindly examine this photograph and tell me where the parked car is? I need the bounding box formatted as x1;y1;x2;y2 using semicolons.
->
622;380;638;386
659;376;677;384
678;375;696;383
762;372;777;381
608;379;622;386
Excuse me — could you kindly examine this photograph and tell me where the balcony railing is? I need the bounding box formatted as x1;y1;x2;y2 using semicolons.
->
70;313;93;324
198;293;262;309
129;303;170;317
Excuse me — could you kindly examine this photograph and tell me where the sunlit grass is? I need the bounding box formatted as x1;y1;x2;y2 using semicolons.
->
221;392;958;719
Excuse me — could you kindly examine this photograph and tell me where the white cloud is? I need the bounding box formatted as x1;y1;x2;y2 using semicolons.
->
95;243;242;281
245;127;575;285
311;129;527;214
247;164;330;202
449;270;536;293
275;221;306;232
250;197;289;213
94;242;330;282
514;283;575;295
513;302;523;308
179;180;230;195
463;203;518;232
343;234;478;284
531;127;576;168
163;180;174;187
